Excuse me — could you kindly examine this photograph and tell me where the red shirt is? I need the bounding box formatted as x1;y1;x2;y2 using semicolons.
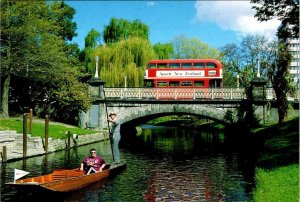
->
82;156;105;172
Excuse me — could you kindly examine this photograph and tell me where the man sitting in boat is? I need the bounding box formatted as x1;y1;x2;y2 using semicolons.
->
80;148;107;174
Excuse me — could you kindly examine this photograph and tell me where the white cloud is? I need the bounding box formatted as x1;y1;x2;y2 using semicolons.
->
194;1;281;40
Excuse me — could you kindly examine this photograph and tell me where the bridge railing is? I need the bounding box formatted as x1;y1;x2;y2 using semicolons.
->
266;88;299;101
104;88;247;100
104;87;299;100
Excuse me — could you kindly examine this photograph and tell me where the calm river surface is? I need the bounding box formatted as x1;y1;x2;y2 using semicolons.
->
1;125;256;201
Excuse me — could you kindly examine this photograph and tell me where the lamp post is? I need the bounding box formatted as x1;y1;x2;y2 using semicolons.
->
124;75;127;88
94;56;99;78
237;74;239;88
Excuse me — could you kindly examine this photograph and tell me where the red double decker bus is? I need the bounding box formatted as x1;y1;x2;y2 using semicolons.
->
144;59;223;88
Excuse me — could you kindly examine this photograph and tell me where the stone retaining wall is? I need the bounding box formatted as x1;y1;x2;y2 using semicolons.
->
0;130;109;162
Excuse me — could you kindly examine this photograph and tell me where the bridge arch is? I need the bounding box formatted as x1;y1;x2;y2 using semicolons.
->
107;104;238;127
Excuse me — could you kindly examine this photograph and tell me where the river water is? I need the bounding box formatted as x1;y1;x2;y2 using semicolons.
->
1;125;256;201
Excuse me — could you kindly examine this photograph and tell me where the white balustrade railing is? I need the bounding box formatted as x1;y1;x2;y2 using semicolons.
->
103;87;298;100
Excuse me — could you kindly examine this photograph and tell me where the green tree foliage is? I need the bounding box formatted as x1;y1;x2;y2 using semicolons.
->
49;1;77;41
220;35;275;87
103;18;149;44
1;0;52;117
130;19;149;39
91;37;156;87
79;29;101;74
251;0;298;123
171;35;221;59
221;35;296;124
85;28;101;48
153;43;174;59
220;35;278;127
0;0;90;124
49;1;81;65
34;66;91;124
251;0;299;38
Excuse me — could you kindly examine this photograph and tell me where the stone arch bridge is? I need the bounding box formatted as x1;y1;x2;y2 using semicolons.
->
79;86;299;130
79;77;299;130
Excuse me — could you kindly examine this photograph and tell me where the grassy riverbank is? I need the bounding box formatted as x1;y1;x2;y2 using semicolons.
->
0;117;98;139
252;117;299;202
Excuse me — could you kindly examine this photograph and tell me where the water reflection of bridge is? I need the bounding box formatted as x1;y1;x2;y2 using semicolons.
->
80;87;298;130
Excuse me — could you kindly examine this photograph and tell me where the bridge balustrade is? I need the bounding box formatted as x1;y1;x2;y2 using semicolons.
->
265;88;298;101
103;88;298;100
104;88;248;100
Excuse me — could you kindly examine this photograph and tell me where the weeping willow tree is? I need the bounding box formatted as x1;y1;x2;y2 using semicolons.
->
89;37;156;87
172;35;221;59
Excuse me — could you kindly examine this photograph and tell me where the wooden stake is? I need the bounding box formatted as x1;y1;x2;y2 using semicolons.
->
23;113;28;158
45;115;49;154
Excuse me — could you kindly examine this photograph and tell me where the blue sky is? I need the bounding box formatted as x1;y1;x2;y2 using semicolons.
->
67;1;281;50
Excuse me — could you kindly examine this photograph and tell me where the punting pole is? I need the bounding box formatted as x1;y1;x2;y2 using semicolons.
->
103;89;115;162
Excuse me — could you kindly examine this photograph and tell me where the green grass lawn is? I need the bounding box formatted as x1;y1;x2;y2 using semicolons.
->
252;117;299;202
253;164;299;202
0;117;99;139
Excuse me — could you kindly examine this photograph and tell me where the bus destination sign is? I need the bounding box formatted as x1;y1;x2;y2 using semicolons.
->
156;70;205;78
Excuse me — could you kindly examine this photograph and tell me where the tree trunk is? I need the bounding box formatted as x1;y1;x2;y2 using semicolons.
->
274;86;289;123
0;75;10;118
273;44;291;124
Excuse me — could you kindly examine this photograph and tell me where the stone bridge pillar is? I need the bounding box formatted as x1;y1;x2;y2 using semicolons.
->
79;77;106;130
250;77;267;124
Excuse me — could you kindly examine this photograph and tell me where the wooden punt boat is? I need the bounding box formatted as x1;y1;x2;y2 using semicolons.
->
6;163;126;192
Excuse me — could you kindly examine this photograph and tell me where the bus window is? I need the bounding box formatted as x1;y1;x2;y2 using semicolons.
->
157;81;168;87
194;81;204;87
182;63;192;68
148;64;156;69
169;63;180;68
194;62;205;68
210;80;222;87
144;80;154;87
206;62;217;68
169;81;180;86
209;80;217;87
157;63;168;69
181;81;192;86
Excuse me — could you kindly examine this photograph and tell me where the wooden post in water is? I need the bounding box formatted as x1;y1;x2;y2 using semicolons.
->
29;108;33;134
23;113;28;158
1;146;7;162
45;115;49;154
67;131;71;149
